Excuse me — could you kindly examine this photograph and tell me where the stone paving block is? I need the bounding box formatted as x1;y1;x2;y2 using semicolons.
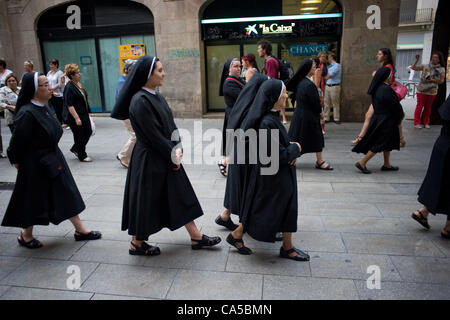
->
91;293;153;300
0;285;10;297
80;206;122;222
298;192;356;202
298;182;333;193
70;239;149;266
0;220;74;237
342;234;445;257
332;183;397;194
323;217;414;235
85;194;124;207
80;264;177;299
301;201;382;217
225;248;311;277
93;185;126;195
143;243;228;272
391;183;422;195
0;256;28;281
431;238;450;258
290;232;346;253
263;275;359;300
0;287;93;300
1;258;99;290
389;256;450;285
298;215;325;232
0;234;86;260
65;220;128;241
354;280;450;300
353;193;418;203
147;227;201;246
166;270;263;300
301;171;361;183
309;252;401;281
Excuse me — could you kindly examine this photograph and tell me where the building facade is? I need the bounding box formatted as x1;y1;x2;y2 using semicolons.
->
0;0;401;121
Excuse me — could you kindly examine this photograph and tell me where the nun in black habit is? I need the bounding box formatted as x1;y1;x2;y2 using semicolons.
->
1;72;101;248
218;58;245;177
215;73;269;231
352;67;404;174
225;79;309;261
411;94;450;239
287;59;333;170
111;56;221;256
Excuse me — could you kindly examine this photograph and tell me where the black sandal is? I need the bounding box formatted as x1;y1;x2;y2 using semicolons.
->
215;215;238;231
74;230;102;241
218;162;227;177
411;210;430;230
17;233;43;249
191;234;221;250
129;241;161;256
226;233;252;255
315;161;333;170
355;162;371;174
279;247;310;261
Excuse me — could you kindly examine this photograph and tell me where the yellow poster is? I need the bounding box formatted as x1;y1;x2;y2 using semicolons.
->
119;44;146;75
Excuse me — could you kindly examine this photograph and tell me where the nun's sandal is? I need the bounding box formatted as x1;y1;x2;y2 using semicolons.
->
226;233;252;255
191;234;221;250
129;241;161;256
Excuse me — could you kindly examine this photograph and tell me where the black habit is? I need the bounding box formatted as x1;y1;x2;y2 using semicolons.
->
418;95;450;216
2;73;85;228
352;67;404;155
240;79;301;242
287;59;324;154
111;56;203;241
223;73;268;215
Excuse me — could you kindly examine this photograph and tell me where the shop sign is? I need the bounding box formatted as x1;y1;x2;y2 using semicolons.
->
289;44;329;56
259;23;296;35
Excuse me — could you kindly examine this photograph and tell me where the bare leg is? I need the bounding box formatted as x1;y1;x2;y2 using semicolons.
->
399;124;406;147
231;224;245;249
185;221;203;244
69;215;91;234
359;105;374;138
383;151;391;167
221;208;231;220
360;151;376;168
20;226;35;242
443;217;450;235
281;232;298;258
316;152;333;169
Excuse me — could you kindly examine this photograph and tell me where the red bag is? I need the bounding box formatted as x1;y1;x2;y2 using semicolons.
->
391;81;407;101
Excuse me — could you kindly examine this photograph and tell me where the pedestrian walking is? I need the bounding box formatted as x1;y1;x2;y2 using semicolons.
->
241;54;259;82
0;74;20;158
115;59;137;168
352;67;404;174
351;48;406;147
111;55;221;256
312;58;325;135
63;63;93;162
0;59;13;88
46;59;65;125
287;58;333;170
257;40;287;124
226;79;309;261
411;94;450;239
1;72;101;248
410;51;446;129
317;52;328;134
216;73;269;231
218;58;245;177
323;52;341;124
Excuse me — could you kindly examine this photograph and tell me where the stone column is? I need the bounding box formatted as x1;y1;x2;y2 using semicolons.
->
340;0;401;121
0;0;16;71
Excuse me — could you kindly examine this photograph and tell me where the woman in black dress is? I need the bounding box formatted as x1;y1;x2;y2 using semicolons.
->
63;64;93;162
287;59;333;170
111;56;221;256
1;72;101;248
215;73;268;231
218;58;245;177
411;95;450;239
225;79;309;261
352;67;404;174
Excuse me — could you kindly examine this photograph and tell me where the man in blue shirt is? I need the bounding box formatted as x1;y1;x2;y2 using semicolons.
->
323;53;342;124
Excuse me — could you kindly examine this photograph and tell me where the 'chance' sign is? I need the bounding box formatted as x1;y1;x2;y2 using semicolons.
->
289;44;329;56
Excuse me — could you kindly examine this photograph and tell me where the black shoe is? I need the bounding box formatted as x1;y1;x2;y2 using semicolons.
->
411;210;430;230
129;241;160;256
275;232;283;241
355;162;371;174
381;165;399;171
226;233;252;255
215;215;238;231
280;247;310;261
74;230;102;241
191;234;221;250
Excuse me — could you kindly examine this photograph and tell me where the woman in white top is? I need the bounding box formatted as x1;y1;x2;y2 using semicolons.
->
0;73;20;158
46;59;65;125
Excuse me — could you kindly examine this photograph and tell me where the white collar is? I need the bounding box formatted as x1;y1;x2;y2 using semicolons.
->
31;99;45;107
142;87;156;95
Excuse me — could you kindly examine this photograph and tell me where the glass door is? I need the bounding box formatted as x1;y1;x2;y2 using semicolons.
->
42;39;103;112
206;45;240;111
243;43;278;75
99;35;156;112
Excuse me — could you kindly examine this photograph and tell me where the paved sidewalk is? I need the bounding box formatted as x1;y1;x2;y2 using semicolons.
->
0;117;449;300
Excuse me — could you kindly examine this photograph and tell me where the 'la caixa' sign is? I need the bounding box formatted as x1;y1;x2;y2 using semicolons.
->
201;14;343;41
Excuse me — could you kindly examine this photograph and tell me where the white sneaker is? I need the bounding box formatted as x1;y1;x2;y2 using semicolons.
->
414;125;423;129
424;124;430;129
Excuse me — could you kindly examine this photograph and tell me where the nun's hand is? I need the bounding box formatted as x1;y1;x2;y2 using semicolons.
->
288;159;297;166
76;118;82;126
290;141;302;153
